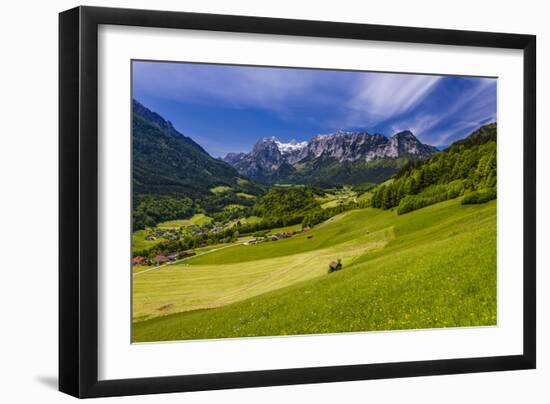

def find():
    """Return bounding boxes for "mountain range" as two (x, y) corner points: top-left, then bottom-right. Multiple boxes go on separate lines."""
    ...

(223, 130), (438, 185)
(132, 99), (447, 194)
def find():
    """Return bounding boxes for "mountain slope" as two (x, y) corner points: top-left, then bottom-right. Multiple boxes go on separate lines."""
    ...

(132, 99), (252, 198)
(223, 130), (438, 186)
(447, 122), (497, 150)
(132, 100), (266, 230)
(371, 122), (497, 213)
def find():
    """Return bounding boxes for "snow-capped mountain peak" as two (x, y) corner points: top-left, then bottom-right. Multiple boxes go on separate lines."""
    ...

(223, 129), (438, 183)
(274, 139), (308, 154)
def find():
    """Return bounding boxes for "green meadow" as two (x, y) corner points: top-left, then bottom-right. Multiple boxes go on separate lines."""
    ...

(132, 198), (496, 342)
(132, 230), (163, 254)
(132, 213), (214, 255)
(210, 185), (232, 194)
(157, 213), (213, 229)
(316, 186), (358, 209)
(236, 192), (256, 199)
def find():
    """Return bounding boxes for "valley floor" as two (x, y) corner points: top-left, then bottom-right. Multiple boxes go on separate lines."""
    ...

(132, 198), (496, 342)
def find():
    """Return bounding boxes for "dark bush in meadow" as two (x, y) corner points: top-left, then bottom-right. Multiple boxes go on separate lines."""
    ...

(396, 180), (467, 215)
(462, 188), (497, 205)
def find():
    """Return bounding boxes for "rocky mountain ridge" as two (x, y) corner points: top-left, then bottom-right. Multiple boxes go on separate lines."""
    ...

(223, 130), (438, 183)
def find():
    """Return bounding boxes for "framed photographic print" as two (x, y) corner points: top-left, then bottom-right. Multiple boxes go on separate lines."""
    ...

(59, 6), (536, 398)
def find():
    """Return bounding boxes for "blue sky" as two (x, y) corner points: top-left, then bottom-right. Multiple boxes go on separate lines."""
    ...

(133, 60), (497, 157)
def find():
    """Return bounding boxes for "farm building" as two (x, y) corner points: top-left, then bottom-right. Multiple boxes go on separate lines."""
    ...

(154, 254), (168, 264)
(328, 259), (342, 273)
(245, 237), (269, 245)
(132, 256), (146, 265)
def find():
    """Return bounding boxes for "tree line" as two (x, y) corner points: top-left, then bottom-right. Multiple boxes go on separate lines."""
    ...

(371, 127), (496, 214)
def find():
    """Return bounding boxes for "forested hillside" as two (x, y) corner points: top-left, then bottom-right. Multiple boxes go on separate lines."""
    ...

(371, 123), (497, 214)
(132, 100), (264, 230)
(133, 100), (242, 197)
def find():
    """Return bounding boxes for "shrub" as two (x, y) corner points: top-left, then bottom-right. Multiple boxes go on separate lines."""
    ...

(445, 179), (467, 199)
(252, 230), (269, 238)
(462, 188), (497, 205)
(395, 179), (474, 215)
(397, 195), (437, 214)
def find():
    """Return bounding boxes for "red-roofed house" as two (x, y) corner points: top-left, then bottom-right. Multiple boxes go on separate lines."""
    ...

(132, 256), (146, 265)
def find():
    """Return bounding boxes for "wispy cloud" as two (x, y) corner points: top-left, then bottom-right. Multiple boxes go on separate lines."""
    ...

(390, 114), (440, 136)
(133, 62), (352, 115)
(346, 73), (442, 126)
(427, 79), (497, 146)
(380, 77), (496, 146)
(133, 61), (497, 155)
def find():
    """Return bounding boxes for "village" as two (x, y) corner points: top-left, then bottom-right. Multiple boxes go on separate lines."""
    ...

(243, 227), (310, 245)
(143, 224), (225, 242)
(132, 223), (311, 268)
(132, 250), (195, 267)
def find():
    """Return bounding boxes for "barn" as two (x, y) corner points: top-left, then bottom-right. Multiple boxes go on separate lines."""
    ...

(328, 259), (342, 273)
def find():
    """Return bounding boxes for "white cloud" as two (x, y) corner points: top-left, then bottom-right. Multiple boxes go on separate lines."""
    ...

(348, 73), (442, 125)
(133, 62), (325, 112)
(390, 114), (439, 136)
(431, 111), (496, 147)
(387, 77), (496, 145)
(428, 80), (497, 146)
(134, 62), (496, 146)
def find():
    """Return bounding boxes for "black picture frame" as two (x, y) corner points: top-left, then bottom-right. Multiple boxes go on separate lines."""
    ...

(59, 6), (536, 398)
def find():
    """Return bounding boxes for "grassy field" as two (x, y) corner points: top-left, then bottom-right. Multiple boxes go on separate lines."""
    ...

(316, 187), (358, 209)
(236, 192), (256, 199)
(223, 204), (246, 212)
(210, 185), (232, 194)
(132, 230), (164, 254)
(226, 215), (262, 229)
(133, 213), (214, 254)
(157, 213), (213, 229)
(242, 215), (261, 224)
(266, 224), (303, 235)
(133, 198), (496, 342)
